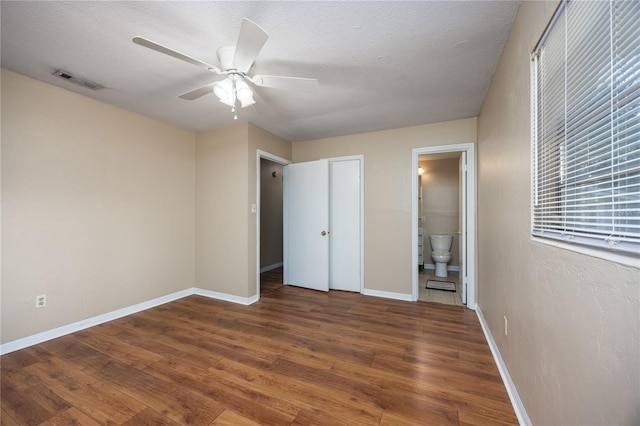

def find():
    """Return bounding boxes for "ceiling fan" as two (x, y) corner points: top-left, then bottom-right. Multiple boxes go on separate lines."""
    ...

(133, 19), (318, 116)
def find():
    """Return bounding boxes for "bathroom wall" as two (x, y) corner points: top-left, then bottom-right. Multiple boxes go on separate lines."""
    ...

(420, 157), (460, 268)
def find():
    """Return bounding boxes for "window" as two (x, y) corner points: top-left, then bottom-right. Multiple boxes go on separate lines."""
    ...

(531, 0), (640, 256)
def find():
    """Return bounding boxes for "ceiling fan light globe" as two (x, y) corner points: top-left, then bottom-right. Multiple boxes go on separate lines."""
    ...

(212, 85), (227, 99)
(236, 82), (253, 103)
(237, 89), (253, 102)
(213, 78), (233, 101)
(240, 95), (256, 108)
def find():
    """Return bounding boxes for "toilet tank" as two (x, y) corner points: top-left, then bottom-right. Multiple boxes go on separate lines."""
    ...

(429, 234), (452, 250)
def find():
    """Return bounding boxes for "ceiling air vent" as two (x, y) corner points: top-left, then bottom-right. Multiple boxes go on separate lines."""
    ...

(53, 69), (104, 90)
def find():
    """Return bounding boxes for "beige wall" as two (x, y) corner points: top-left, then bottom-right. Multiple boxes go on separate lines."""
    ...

(293, 118), (476, 295)
(260, 159), (284, 269)
(1, 70), (196, 344)
(420, 158), (460, 267)
(195, 123), (250, 297)
(195, 123), (290, 299)
(2, 70), (291, 345)
(477, 1), (640, 424)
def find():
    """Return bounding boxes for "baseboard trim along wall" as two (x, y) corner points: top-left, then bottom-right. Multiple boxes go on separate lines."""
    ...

(476, 306), (531, 426)
(423, 264), (460, 272)
(0, 287), (259, 355)
(193, 288), (259, 305)
(0, 288), (193, 355)
(3, 286), (453, 354)
(362, 288), (413, 302)
(260, 262), (283, 273)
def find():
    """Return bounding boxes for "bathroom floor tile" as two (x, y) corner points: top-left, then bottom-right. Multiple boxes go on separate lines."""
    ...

(418, 269), (463, 306)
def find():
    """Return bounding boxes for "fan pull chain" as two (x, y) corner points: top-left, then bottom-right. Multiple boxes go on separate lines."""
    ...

(232, 79), (238, 119)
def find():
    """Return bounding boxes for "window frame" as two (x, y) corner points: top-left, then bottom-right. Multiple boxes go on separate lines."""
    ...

(530, 0), (640, 265)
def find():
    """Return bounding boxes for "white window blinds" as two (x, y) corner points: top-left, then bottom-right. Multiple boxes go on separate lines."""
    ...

(532, 0), (640, 256)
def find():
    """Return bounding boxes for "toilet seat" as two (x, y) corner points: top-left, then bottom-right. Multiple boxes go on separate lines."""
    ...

(432, 250), (450, 256)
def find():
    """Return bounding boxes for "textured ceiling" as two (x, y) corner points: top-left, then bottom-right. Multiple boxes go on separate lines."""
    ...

(1, 1), (520, 142)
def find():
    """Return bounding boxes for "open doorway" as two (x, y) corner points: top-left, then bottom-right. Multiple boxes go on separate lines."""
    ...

(417, 153), (463, 305)
(256, 150), (291, 300)
(412, 144), (476, 309)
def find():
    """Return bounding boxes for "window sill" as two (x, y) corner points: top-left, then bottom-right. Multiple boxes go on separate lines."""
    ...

(531, 236), (640, 269)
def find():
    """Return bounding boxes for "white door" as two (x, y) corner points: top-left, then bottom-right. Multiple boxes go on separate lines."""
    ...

(329, 159), (361, 292)
(459, 152), (467, 304)
(283, 159), (330, 291)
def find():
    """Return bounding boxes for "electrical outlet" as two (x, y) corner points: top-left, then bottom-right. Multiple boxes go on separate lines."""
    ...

(36, 294), (46, 308)
(504, 315), (508, 336)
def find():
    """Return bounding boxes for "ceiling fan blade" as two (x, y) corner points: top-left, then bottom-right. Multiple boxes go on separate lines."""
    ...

(232, 19), (269, 73)
(251, 75), (318, 92)
(178, 84), (215, 100)
(133, 37), (221, 74)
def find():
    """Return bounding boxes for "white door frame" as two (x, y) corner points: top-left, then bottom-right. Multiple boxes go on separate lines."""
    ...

(459, 151), (468, 305)
(412, 143), (476, 309)
(256, 149), (291, 301)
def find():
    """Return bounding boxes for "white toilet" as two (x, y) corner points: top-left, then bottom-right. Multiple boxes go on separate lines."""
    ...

(430, 234), (453, 278)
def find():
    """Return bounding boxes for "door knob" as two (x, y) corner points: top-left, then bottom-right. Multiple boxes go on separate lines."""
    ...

(454, 231), (462, 235)
(321, 230), (328, 236)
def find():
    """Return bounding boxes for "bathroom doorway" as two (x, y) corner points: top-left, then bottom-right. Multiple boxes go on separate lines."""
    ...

(411, 144), (476, 309)
(418, 153), (463, 305)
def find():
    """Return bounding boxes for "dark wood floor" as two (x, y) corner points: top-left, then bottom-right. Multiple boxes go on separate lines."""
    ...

(260, 267), (284, 296)
(1, 272), (518, 425)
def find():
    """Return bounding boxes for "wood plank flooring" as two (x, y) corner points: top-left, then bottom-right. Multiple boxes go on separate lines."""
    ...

(259, 267), (284, 296)
(1, 276), (518, 425)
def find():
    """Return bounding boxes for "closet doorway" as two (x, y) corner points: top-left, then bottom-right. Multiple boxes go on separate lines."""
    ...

(257, 152), (364, 298)
(283, 156), (363, 293)
(256, 150), (290, 300)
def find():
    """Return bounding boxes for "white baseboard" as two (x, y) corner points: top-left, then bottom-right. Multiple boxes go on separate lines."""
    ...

(424, 263), (460, 272)
(1, 286), (262, 355)
(476, 306), (531, 426)
(260, 262), (283, 273)
(2, 284), (424, 355)
(362, 288), (413, 302)
(0, 288), (193, 355)
(193, 288), (259, 306)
